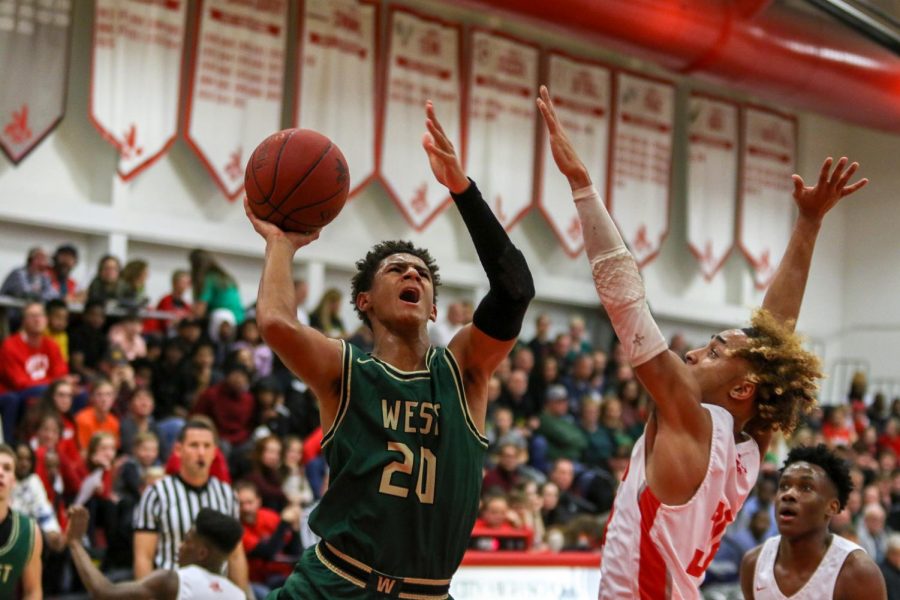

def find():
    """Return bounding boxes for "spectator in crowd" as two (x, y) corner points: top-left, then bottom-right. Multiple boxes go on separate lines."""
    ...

(192, 361), (256, 452)
(87, 254), (128, 305)
(251, 378), (291, 441)
(883, 533), (900, 600)
(528, 313), (554, 368)
(233, 319), (273, 378)
(579, 396), (612, 468)
(293, 279), (310, 326)
(44, 298), (70, 363)
(483, 442), (532, 495)
(858, 502), (890, 563)
(75, 379), (120, 453)
(236, 480), (301, 598)
(117, 431), (161, 509)
(21, 379), (78, 450)
(550, 332), (573, 372)
(120, 259), (150, 307)
(47, 243), (82, 303)
(11, 442), (64, 551)
(280, 435), (314, 509)
(190, 249), (244, 324)
(147, 269), (193, 335)
(562, 353), (600, 415)
(535, 385), (587, 466)
(530, 355), (560, 413)
(540, 481), (562, 527)
(33, 411), (86, 499)
(470, 494), (531, 551)
(703, 510), (773, 596)
(734, 474), (780, 541)
(133, 419), (249, 592)
(824, 405), (857, 448)
(567, 316), (592, 357)
(245, 435), (287, 511)
(0, 246), (57, 301)
(208, 308), (238, 367)
(120, 387), (163, 456)
(308, 287), (346, 338)
(152, 339), (192, 447)
(487, 405), (528, 452)
(548, 458), (596, 524)
(107, 310), (147, 362)
(510, 480), (546, 550)
(429, 301), (465, 347)
(497, 368), (538, 423)
(68, 299), (108, 380)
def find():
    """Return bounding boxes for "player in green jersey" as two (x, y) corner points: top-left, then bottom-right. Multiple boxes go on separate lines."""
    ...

(0, 443), (42, 599)
(246, 102), (534, 599)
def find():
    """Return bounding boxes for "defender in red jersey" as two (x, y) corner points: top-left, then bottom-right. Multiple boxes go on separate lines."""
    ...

(537, 85), (868, 599)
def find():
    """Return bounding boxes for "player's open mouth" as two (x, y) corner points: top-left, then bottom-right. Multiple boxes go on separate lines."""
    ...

(399, 287), (421, 304)
(778, 506), (798, 522)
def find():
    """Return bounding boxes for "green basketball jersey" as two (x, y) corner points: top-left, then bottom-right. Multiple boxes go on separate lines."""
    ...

(0, 511), (34, 596)
(309, 341), (488, 580)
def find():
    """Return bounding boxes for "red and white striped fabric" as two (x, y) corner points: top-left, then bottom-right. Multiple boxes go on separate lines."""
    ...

(380, 7), (462, 230)
(296, 0), (376, 197)
(537, 52), (611, 258)
(90, 0), (187, 180)
(600, 404), (759, 599)
(609, 72), (675, 268)
(686, 94), (739, 281)
(738, 107), (797, 289)
(0, 0), (71, 164)
(185, 0), (288, 200)
(466, 30), (540, 231)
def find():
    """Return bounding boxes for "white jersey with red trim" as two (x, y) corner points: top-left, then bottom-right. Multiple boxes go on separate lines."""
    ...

(176, 565), (244, 600)
(599, 403), (759, 599)
(752, 534), (864, 599)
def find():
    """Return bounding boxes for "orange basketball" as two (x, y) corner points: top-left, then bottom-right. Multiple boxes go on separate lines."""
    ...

(245, 129), (350, 232)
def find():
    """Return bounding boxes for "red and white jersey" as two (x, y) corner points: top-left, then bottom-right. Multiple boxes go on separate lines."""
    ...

(752, 534), (864, 599)
(177, 565), (243, 600)
(599, 404), (759, 599)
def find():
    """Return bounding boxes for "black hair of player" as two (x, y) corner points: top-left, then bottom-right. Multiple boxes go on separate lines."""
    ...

(780, 443), (852, 510)
(350, 240), (441, 328)
(194, 508), (244, 555)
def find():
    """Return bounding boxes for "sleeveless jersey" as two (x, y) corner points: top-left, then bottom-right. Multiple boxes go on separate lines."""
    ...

(177, 564), (244, 600)
(600, 404), (759, 599)
(0, 510), (34, 597)
(752, 534), (864, 599)
(309, 342), (488, 580)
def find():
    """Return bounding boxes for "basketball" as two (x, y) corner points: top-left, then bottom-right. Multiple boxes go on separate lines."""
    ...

(245, 129), (350, 233)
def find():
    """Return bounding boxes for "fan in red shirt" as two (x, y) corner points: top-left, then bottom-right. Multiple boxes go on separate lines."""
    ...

(235, 480), (301, 590)
(192, 362), (256, 448)
(470, 494), (532, 551)
(144, 269), (193, 335)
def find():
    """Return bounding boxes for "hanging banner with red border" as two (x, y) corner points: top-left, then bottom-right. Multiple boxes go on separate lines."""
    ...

(686, 94), (739, 280)
(537, 52), (611, 257)
(0, 0), (71, 164)
(185, 0), (288, 200)
(90, 0), (187, 180)
(609, 71), (674, 268)
(380, 7), (461, 230)
(739, 106), (797, 289)
(466, 29), (540, 231)
(296, 0), (376, 197)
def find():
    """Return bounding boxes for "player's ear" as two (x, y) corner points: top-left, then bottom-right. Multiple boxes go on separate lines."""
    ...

(430, 303), (437, 323)
(356, 291), (371, 313)
(825, 497), (840, 519)
(730, 380), (756, 402)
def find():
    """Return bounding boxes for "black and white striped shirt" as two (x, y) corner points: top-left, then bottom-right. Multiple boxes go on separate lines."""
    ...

(133, 475), (237, 570)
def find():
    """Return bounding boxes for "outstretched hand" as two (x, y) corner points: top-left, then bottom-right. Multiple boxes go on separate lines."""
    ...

(422, 101), (469, 195)
(792, 157), (868, 223)
(536, 85), (591, 190)
(65, 505), (90, 545)
(244, 197), (320, 251)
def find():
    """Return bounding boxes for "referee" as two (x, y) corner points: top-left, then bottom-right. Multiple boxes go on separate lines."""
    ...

(133, 419), (249, 595)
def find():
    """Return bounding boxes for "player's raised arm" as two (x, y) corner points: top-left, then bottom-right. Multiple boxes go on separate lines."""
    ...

(245, 200), (344, 420)
(536, 85), (703, 433)
(422, 100), (535, 430)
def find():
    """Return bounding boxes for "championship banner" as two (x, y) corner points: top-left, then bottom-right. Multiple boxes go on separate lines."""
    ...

(738, 106), (797, 289)
(90, 0), (187, 180)
(686, 94), (739, 280)
(609, 71), (675, 268)
(185, 0), (288, 200)
(537, 52), (611, 257)
(0, 0), (71, 163)
(466, 29), (540, 231)
(380, 7), (461, 230)
(296, 0), (376, 197)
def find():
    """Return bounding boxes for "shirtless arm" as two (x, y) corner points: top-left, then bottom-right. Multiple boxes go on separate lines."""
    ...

(245, 201), (345, 429)
(739, 544), (762, 600)
(422, 101), (534, 431)
(833, 550), (887, 600)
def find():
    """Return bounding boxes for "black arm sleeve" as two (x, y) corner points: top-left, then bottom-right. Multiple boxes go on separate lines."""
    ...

(451, 180), (535, 341)
(247, 520), (293, 560)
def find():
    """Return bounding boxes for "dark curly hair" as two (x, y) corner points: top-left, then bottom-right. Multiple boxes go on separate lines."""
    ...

(350, 240), (440, 328)
(781, 443), (852, 510)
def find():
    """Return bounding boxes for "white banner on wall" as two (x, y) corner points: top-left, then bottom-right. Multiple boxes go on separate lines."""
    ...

(686, 94), (739, 280)
(185, 0), (288, 200)
(0, 0), (71, 164)
(739, 106), (797, 289)
(466, 29), (540, 231)
(609, 71), (675, 268)
(451, 565), (601, 600)
(538, 52), (611, 257)
(90, 0), (187, 180)
(380, 7), (462, 230)
(296, 0), (376, 197)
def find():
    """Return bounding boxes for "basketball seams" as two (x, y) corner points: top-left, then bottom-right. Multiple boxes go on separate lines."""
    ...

(266, 129), (296, 202)
(270, 141), (334, 212)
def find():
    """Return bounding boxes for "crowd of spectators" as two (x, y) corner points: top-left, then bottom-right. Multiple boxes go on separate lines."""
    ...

(1, 243), (899, 598)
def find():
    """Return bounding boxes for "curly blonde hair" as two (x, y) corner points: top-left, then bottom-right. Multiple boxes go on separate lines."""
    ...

(730, 309), (823, 435)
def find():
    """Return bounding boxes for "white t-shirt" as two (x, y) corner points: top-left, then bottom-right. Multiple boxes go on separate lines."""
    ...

(752, 534), (864, 599)
(177, 565), (244, 600)
(600, 404), (760, 599)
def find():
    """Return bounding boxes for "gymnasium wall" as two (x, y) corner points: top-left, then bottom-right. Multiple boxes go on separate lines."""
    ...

(0, 0), (897, 393)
